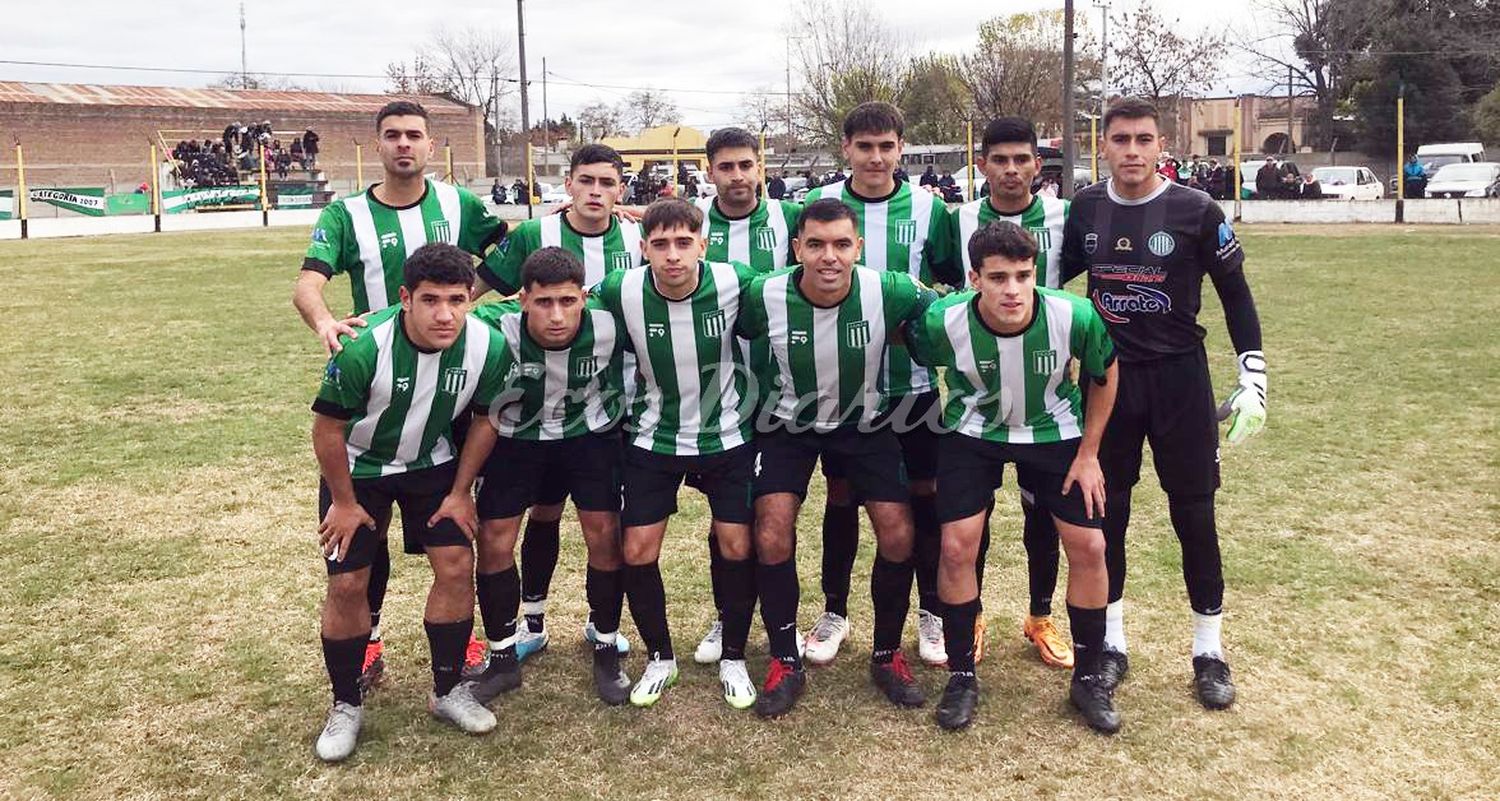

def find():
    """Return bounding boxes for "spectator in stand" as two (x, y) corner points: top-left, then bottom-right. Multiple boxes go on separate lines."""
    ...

(302, 129), (320, 170)
(1255, 156), (1281, 199)
(291, 137), (305, 169)
(768, 171), (786, 200)
(224, 123), (239, 153)
(919, 164), (938, 187)
(1159, 156), (1179, 183)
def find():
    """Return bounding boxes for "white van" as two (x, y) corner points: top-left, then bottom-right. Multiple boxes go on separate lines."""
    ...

(1415, 143), (1487, 171)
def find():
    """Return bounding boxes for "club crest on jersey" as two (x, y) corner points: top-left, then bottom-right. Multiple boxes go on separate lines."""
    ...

(574, 356), (597, 377)
(1028, 226), (1052, 250)
(1083, 232), (1098, 255)
(844, 320), (871, 348)
(395, 376), (412, 393)
(1032, 349), (1058, 375)
(321, 360), (341, 387)
(379, 231), (400, 249)
(754, 227), (778, 251)
(647, 322), (668, 338)
(790, 329), (809, 346)
(440, 367), (467, 394)
(894, 220), (918, 246)
(700, 309), (727, 338)
(429, 219), (452, 242)
(311, 228), (329, 245)
(610, 251), (635, 271)
(1147, 231), (1175, 257)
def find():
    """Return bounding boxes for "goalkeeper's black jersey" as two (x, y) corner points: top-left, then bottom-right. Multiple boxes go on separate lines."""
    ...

(1061, 179), (1248, 363)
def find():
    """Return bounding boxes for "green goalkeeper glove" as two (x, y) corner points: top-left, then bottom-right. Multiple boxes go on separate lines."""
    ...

(1216, 350), (1266, 445)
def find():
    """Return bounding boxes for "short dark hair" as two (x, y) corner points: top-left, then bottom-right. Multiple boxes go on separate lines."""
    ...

(1102, 97), (1160, 134)
(705, 127), (760, 163)
(570, 143), (625, 177)
(967, 221), (1038, 268)
(376, 100), (429, 131)
(796, 198), (860, 235)
(520, 246), (586, 290)
(403, 242), (475, 291)
(843, 101), (904, 140)
(641, 198), (703, 236)
(981, 116), (1038, 154)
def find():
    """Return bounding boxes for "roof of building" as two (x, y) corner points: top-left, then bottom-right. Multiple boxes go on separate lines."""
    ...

(0, 81), (474, 115)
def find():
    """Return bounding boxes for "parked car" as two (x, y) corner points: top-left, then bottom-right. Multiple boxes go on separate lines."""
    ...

(538, 182), (568, 204)
(1311, 166), (1384, 200)
(1239, 159), (1304, 199)
(1423, 162), (1500, 198)
(1389, 143), (1489, 193)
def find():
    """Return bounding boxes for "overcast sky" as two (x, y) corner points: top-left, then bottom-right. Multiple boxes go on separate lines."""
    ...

(2, 0), (1279, 129)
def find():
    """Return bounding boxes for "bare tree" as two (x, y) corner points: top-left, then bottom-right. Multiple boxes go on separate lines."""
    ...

(960, 11), (1096, 136)
(788, 0), (909, 148)
(387, 27), (518, 175)
(618, 89), (681, 132)
(385, 55), (446, 95)
(209, 73), (304, 91)
(740, 87), (783, 136)
(1110, 0), (1224, 138)
(578, 100), (626, 141)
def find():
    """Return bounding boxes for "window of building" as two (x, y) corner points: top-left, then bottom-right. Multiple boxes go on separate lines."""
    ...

(1206, 135), (1227, 156)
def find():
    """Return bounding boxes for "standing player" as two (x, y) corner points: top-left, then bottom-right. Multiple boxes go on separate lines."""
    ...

(802, 102), (960, 668)
(910, 222), (1121, 733)
(689, 126), (802, 664)
(1061, 98), (1267, 709)
(473, 143), (643, 663)
(311, 243), (511, 762)
(445, 247), (633, 705)
(953, 117), (1074, 670)
(738, 199), (937, 718)
(594, 199), (763, 709)
(294, 99), (506, 694)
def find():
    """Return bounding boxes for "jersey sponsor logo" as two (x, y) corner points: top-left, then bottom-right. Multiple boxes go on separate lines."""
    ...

(574, 355), (598, 377)
(754, 227), (777, 251)
(1028, 226), (1052, 250)
(429, 219), (452, 242)
(844, 320), (871, 348)
(1032, 349), (1058, 375)
(647, 321), (668, 338)
(379, 231), (400, 249)
(1216, 221), (1242, 261)
(1091, 284), (1172, 323)
(311, 228), (329, 245)
(1083, 232), (1099, 255)
(701, 309), (727, 338)
(509, 362), (546, 381)
(1114, 236), (1132, 252)
(708, 230), (727, 247)
(894, 219), (918, 246)
(321, 360), (341, 386)
(1147, 231), (1176, 257)
(610, 252), (636, 271)
(1092, 264), (1166, 283)
(395, 376), (412, 393)
(789, 329), (809, 346)
(977, 358), (997, 374)
(440, 367), (468, 394)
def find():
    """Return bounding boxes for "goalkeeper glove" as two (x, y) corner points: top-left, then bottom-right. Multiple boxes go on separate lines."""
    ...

(1216, 350), (1266, 445)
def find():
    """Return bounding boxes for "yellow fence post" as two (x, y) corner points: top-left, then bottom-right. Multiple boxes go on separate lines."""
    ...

(1091, 116), (1099, 184)
(355, 144), (364, 191)
(1232, 98), (1242, 221)
(966, 120), (975, 202)
(525, 142), (535, 218)
(150, 144), (161, 232)
(15, 143), (27, 239)
(259, 145), (270, 225)
(759, 129), (769, 200)
(445, 145), (454, 184)
(1396, 94), (1406, 204)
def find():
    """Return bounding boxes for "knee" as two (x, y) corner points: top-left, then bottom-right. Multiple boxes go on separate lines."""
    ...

(621, 535), (657, 566)
(326, 570), (369, 606)
(939, 527), (979, 567)
(1064, 528), (1107, 566)
(430, 548), (475, 587)
(717, 531), (752, 561)
(755, 530), (793, 564)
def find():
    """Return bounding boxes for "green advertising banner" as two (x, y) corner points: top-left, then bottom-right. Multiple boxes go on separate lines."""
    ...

(161, 185), (261, 213)
(274, 187), (316, 208)
(30, 187), (108, 216)
(0, 190), (11, 220)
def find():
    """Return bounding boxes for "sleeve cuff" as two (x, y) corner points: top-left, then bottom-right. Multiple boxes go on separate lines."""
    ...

(301, 257), (334, 278)
(1088, 351), (1118, 385)
(312, 398), (356, 420)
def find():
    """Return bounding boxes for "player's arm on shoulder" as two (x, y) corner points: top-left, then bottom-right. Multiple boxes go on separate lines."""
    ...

(478, 222), (534, 298)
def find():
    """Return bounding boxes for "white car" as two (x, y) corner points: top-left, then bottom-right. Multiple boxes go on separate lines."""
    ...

(538, 183), (569, 204)
(1424, 162), (1500, 198)
(1311, 166), (1384, 200)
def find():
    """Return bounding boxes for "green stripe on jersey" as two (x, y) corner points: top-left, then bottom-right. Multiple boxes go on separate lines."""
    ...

(695, 197), (801, 272)
(305, 179), (502, 314)
(472, 299), (625, 440)
(803, 179), (953, 396)
(743, 265), (934, 430)
(955, 195), (1068, 288)
(596, 260), (757, 456)
(489, 214), (644, 293)
(315, 306), (512, 478)
(907, 287), (1114, 444)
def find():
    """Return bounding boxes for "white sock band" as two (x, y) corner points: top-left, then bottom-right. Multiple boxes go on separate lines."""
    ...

(1104, 600), (1127, 653)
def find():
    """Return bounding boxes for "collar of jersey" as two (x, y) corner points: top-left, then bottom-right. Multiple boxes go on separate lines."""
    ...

(396, 310), (445, 354)
(844, 179), (903, 204)
(561, 211), (615, 238)
(984, 193), (1040, 218)
(969, 290), (1040, 339)
(367, 179), (431, 211)
(1105, 176), (1172, 206)
(712, 197), (763, 222)
(791, 266), (855, 309)
(646, 261), (705, 302)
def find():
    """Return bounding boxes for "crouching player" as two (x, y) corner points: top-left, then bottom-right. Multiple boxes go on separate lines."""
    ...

(907, 222), (1123, 733)
(312, 243), (513, 762)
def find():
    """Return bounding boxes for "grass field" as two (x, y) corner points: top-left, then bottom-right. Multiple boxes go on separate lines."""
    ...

(0, 224), (1496, 800)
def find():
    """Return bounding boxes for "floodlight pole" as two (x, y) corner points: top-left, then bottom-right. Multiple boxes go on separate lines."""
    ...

(516, 0), (533, 219)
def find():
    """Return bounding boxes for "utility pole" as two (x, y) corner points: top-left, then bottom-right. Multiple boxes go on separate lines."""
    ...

(1286, 64), (1294, 154)
(1062, 0), (1077, 198)
(785, 40), (793, 143)
(516, 0), (533, 218)
(1094, 1), (1110, 121)
(542, 56), (550, 169)
(239, 2), (248, 87)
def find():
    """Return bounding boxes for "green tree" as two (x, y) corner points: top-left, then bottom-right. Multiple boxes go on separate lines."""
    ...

(897, 54), (970, 144)
(1474, 85), (1500, 145)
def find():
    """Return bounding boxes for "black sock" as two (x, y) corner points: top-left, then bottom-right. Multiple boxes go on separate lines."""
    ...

(941, 599), (980, 676)
(719, 557), (755, 661)
(424, 618), (473, 697)
(821, 502), (858, 617)
(476, 567), (519, 647)
(520, 517), (561, 627)
(322, 633), (369, 707)
(707, 531), (727, 617)
(1022, 499), (1061, 617)
(367, 544), (390, 637)
(623, 561), (674, 660)
(1104, 490), (1132, 604)
(975, 498), (993, 593)
(1168, 493), (1224, 615)
(1067, 604), (1107, 680)
(585, 566), (625, 636)
(758, 558), (802, 667)
(870, 554), (914, 662)
(911, 494), (941, 614)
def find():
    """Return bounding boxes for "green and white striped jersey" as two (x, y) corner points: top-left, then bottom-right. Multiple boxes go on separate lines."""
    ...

(472, 298), (625, 440)
(908, 288), (1115, 444)
(304, 179), (506, 314)
(694, 197), (802, 271)
(595, 260), (759, 456)
(803, 179), (956, 396)
(739, 265), (936, 430)
(480, 214), (645, 294)
(955, 194), (1069, 288)
(314, 305), (512, 479)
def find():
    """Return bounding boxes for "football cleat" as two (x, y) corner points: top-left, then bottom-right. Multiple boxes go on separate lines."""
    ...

(1193, 655), (1237, 710)
(1022, 614), (1075, 669)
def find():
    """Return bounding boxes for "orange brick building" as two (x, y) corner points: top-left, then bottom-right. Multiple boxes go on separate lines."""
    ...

(0, 82), (484, 189)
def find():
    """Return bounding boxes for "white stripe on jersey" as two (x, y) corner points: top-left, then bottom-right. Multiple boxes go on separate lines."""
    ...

(344, 195), (389, 310)
(392, 350), (441, 473)
(1040, 293), (1081, 439)
(855, 268), (887, 417)
(430, 316), (491, 459)
(708, 262), (747, 450)
(432, 182), (462, 244)
(957, 201), (983, 274)
(763, 273), (795, 420)
(664, 285), (702, 454)
(620, 224), (644, 269)
(619, 271), (662, 448)
(906, 191), (934, 280)
(539, 214), (562, 248)
(1041, 198), (1066, 288)
(766, 202), (791, 269)
(942, 301), (986, 439)
(584, 310), (619, 431)
(347, 315), (397, 463)
(809, 282), (841, 425)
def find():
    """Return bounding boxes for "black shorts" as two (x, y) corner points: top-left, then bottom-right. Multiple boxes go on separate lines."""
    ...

(1095, 348), (1220, 496)
(621, 443), (755, 528)
(821, 391), (941, 484)
(756, 425), (908, 503)
(476, 433), (622, 520)
(319, 462), (470, 575)
(935, 434), (1102, 529)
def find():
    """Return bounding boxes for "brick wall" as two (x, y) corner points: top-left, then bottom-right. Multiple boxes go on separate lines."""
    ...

(0, 102), (484, 190)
